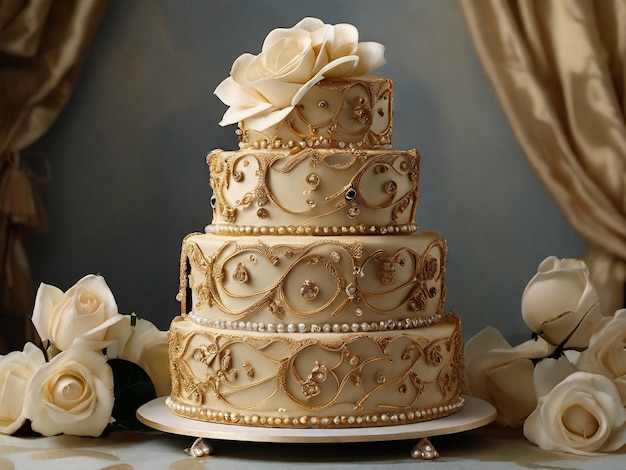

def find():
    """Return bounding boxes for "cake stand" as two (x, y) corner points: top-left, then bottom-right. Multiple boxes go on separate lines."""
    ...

(137, 396), (496, 460)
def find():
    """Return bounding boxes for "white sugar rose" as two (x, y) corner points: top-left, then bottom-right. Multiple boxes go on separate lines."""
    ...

(524, 357), (626, 455)
(114, 315), (170, 397)
(521, 256), (609, 349)
(465, 326), (554, 427)
(0, 343), (46, 434)
(215, 17), (386, 129)
(23, 344), (114, 437)
(32, 274), (126, 352)
(577, 309), (626, 404)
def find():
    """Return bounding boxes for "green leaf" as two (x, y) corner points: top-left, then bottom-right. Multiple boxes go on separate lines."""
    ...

(109, 358), (157, 430)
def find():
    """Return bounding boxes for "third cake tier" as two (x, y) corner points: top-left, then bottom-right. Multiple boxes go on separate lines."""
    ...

(178, 231), (447, 330)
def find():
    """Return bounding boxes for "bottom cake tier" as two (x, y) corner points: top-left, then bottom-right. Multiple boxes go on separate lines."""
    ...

(167, 312), (464, 428)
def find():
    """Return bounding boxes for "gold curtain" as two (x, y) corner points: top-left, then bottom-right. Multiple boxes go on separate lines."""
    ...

(0, 0), (107, 353)
(459, 0), (626, 313)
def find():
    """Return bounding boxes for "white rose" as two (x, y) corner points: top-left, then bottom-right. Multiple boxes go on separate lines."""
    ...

(23, 343), (114, 437)
(521, 256), (609, 349)
(215, 17), (386, 129)
(114, 315), (170, 397)
(524, 357), (626, 455)
(577, 309), (626, 404)
(465, 327), (554, 427)
(0, 343), (46, 434)
(32, 274), (126, 352)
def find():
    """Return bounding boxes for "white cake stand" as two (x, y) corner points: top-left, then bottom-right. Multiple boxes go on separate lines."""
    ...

(137, 396), (496, 460)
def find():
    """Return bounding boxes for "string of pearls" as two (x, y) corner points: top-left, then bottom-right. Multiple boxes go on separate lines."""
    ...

(187, 311), (444, 334)
(165, 395), (465, 429)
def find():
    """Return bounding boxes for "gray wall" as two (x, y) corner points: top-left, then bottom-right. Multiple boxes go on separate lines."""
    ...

(29, 1), (584, 340)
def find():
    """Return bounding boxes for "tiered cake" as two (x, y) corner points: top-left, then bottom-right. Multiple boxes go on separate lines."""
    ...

(167, 18), (464, 429)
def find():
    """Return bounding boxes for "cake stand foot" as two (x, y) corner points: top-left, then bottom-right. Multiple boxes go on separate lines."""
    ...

(410, 437), (439, 460)
(184, 437), (214, 458)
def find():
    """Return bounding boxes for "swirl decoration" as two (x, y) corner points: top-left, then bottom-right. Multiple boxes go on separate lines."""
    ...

(285, 80), (392, 148)
(208, 146), (420, 229)
(180, 237), (445, 323)
(170, 322), (463, 413)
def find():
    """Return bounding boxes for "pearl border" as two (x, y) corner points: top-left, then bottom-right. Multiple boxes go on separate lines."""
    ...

(187, 311), (444, 334)
(165, 395), (465, 429)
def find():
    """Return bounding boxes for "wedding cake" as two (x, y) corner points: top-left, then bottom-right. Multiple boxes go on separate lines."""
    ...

(166, 18), (464, 429)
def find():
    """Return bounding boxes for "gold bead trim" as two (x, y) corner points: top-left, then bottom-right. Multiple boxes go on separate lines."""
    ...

(206, 223), (419, 236)
(237, 136), (391, 151)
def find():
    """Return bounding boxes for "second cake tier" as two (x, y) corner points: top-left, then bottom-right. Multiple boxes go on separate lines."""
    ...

(208, 146), (420, 235)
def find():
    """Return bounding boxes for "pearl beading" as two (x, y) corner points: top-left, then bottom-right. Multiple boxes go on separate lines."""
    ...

(187, 311), (444, 334)
(206, 223), (419, 236)
(165, 395), (465, 429)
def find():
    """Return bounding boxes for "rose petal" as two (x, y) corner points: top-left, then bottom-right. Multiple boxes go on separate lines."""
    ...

(252, 34), (315, 84)
(291, 55), (360, 106)
(317, 55), (360, 79)
(215, 76), (265, 108)
(464, 327), (512, 361)
(31, 283), (64, 343)
(464, 327), (553, 427)
(352, 41), (387, 75)
(253, 73), (312, 107)
(292, 17), (326, 33)
(219, 102), (274, 127)
(0, 343), (46, 434)
(533, 357), (576, 399)
(242, 106), (295, 131)
(577, 308), (626, 403)
(72, 313), (127, 351)
(484, 359), (537, 426)
(118, 318), (170, 396)
(327, 23), (359, 58)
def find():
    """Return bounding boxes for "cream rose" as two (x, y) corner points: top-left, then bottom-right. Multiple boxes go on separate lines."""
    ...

(465, 326), (554, 427)
(0, 343), (46, 434)
(524, 357), (626, 455)
(23, 344), (114, 437)
(577, 309), (626, 404)
(215, 17), (386, 129)
(114, 315), (170, 397)
(32, 274), (126, 352)
(521, 256), (609, 349)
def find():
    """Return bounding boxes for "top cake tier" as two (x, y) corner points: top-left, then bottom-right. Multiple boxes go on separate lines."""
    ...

(236, 77), (392, 150)
(214, 17), (389, 150)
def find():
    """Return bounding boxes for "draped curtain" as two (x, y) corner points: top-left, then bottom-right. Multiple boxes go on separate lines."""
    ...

(459, 0), (626, 314)
(0, 0), (107, 353)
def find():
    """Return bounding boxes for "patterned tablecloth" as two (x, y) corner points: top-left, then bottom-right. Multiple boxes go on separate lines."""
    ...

(2, 426), (626, 470)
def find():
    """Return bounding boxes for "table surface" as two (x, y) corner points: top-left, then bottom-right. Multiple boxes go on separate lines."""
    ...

(2, 424), (626, 470)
